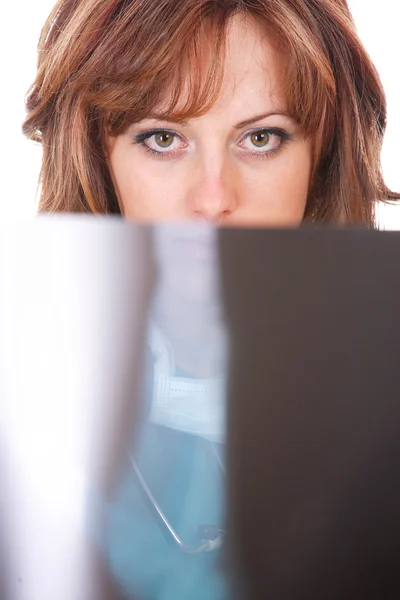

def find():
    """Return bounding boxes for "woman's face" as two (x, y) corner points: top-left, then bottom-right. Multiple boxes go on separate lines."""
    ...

(107, 14), (312, 226)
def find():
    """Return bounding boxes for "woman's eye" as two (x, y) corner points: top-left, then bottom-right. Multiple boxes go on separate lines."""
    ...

(250, 131), (271, 147)
(137, 130), (185, 154)
(152, 132), (175, 149)
(239, 129), (287, 154)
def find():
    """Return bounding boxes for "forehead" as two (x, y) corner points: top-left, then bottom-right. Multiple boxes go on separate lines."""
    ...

(153, 13), (288, 119)
(224, 15), (285, 94)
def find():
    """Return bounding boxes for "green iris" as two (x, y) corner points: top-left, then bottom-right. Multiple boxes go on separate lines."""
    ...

(155, 132), (174, 148)
(250, 131), (270, 147)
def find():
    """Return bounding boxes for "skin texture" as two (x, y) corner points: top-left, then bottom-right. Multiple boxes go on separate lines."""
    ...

(106, 14), (312, 227)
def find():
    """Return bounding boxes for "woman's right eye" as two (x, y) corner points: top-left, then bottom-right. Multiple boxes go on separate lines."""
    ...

(148, 131), (175, 149)
(133, 130), (187, 156)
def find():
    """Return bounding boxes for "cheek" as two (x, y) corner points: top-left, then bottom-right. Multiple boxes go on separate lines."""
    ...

(240, 144), (312, 225)
(108, 142), (187, 220)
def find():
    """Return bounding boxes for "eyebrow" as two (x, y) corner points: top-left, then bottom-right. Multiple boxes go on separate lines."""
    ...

(144, 110), (293, 129)
(233, 111), (292, 129)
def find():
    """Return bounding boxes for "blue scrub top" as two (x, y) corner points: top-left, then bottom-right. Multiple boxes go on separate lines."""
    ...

(102, 348), (229, 600)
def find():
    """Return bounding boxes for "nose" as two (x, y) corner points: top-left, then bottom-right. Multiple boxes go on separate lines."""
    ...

(187, 161), (239, 222)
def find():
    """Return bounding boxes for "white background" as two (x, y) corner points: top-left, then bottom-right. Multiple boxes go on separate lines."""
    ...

(0, 0), (399, 227)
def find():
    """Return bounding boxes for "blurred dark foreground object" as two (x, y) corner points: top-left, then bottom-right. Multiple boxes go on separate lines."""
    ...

(220, 228), (400, 600)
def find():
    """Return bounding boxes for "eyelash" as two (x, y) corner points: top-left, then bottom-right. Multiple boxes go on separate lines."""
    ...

(132, 127), (293, 161)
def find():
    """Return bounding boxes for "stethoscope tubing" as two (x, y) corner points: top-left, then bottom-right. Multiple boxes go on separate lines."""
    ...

(127, 442), (225, 555)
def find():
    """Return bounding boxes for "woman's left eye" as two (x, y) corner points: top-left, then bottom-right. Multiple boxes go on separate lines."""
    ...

(238, 128), (292, 156)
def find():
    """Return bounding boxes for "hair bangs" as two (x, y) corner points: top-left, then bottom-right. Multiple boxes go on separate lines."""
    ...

(87, 9), (232, 134)
(237, 8), (337, 168)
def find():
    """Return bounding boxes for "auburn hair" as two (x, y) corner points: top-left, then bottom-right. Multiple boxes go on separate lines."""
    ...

(23, 0), (399, 226)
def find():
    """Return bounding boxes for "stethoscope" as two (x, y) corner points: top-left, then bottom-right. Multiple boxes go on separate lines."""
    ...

(127, 443), (226, 555)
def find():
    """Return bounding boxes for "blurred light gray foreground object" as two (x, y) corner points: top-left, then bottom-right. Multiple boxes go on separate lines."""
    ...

(0, 216), (154, 600)
(219, 228), (400, 600)
(149, 224), (227, 441)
